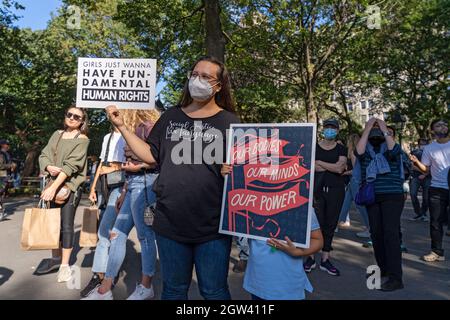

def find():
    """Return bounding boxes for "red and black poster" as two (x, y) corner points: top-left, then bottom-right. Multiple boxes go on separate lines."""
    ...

(219, 124), (316, 248)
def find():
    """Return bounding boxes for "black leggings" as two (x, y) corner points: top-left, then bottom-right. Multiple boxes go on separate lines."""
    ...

(50, 188), (82, 249)
(367, 193), (404, 282)
(313, 186), (346, 252)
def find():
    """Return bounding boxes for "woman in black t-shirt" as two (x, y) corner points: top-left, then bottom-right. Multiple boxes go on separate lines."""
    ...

(303, 118), (347, 277)
(106, 56), (239, 300)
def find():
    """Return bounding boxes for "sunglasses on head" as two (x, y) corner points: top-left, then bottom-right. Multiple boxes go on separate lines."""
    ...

(65, 112), (83, 122)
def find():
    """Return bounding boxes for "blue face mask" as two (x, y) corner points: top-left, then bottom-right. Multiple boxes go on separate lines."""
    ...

(323, 128), (337, 140)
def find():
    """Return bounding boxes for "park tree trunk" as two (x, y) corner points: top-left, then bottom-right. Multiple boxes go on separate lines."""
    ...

(21, 142), (41, 177)
(204, 0), (226, 62)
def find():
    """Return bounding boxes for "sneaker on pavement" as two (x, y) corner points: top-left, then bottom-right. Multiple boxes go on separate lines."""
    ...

(356, 230), (371, 238)
(81, 288), (113, 300)
(303, 257), (316, 273)
(362, 240), (373, 248)
(319, 259), (340, 276)
(57, 265), (72, 283)
(400, 244), (408, 253)
(338, 221), (351, 229)
(409, 214), (424, 221)
(422, 251), (445, 262)
(127, 283), (154, 300)
(80, 273), (103, 298)
(421, 215), (429, 222)
(35, 258), (61, 275)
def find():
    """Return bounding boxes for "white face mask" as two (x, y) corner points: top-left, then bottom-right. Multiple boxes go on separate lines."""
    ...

(188, 76), (218, 101)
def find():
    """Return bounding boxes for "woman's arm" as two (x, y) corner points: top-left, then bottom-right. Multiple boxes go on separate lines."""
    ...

(106, 106), (156, 165)
(376, 119), (395, 150)
(89, 162), (103, 202)
(356, 118), (377, 155)
(40, 171), (68, 201)
(410, 155), (430, 174)
(316, 156), (347, 174)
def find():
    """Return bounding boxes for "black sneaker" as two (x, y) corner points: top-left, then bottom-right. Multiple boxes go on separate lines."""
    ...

(303, 257), (316, 273)
(319, 259), (340, 276)
(35, 258), (61, 275)
(409, 214), (424, 221)
(380, 279), (404, 292)
(80, 273), (102, 298)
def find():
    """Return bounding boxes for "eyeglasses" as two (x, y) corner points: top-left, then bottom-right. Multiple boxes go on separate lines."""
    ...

(187, 71), (219, 83)
(65, 112), (83, 122)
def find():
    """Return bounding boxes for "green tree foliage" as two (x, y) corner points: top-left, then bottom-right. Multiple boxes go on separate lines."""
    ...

(1, 0), (448, 176)
(373, 0), (449, 138)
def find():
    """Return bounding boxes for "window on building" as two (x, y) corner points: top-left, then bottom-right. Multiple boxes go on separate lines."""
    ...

(347, 103), (353, 111)
(361, 100), (367, 109)
(369, 100), (374, 109)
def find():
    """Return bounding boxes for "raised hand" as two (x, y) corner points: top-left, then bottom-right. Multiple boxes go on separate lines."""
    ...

(105, 105), (124, 128)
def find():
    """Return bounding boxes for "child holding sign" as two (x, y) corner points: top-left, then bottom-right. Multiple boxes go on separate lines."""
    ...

(221, 165), (324, 300)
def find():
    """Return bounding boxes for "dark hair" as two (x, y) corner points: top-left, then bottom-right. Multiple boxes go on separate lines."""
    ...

(178, 56), (236, 113)
(418, 138), (428, 144)
(64, 105), (89, 135)
(387, 125), (396, 137)
(430, 119), (444, 131)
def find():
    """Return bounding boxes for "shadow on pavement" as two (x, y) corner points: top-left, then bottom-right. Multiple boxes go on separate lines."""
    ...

(0, 267), (13, 286)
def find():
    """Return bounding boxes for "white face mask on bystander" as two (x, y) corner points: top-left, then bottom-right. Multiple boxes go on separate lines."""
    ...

(188, 76), (219, 102)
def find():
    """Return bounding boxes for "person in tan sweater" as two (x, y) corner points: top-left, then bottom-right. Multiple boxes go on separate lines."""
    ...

(36, 105), (90, 283)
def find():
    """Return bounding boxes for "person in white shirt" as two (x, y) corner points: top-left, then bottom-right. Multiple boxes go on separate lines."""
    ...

(410, 119), (450, 262)
(80, 126), (126, 297)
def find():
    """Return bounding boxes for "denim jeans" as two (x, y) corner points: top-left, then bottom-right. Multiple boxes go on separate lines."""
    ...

(91, 186), (121, 274)
(105, 173), (158, 279)
(338, 177), (370, 229)
(409, 176), (431, 217)
(156, 234), (232, 300)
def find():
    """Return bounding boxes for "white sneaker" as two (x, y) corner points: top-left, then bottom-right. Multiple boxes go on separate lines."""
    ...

(356, 230), (371, 238)
(81, 288), (113, 300)
(422, 251), (445, 262)
(127, 283), (154, 300)
(57, 265), (72, 283)
(338, 221), (351, 228)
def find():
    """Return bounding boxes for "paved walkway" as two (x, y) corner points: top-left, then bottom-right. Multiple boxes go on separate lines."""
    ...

(0, 195), (449, 300)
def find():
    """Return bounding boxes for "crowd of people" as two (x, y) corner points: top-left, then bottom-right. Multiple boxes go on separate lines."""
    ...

(2, 56), (449, 299)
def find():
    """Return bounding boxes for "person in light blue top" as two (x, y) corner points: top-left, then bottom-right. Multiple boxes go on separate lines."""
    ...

(243, 211), (323, 300)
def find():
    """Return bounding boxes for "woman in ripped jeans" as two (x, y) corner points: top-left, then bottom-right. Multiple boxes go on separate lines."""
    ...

(82, 109), (160, 300)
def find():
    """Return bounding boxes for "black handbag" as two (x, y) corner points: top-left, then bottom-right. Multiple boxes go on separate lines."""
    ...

(103, 133), (125, 187)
